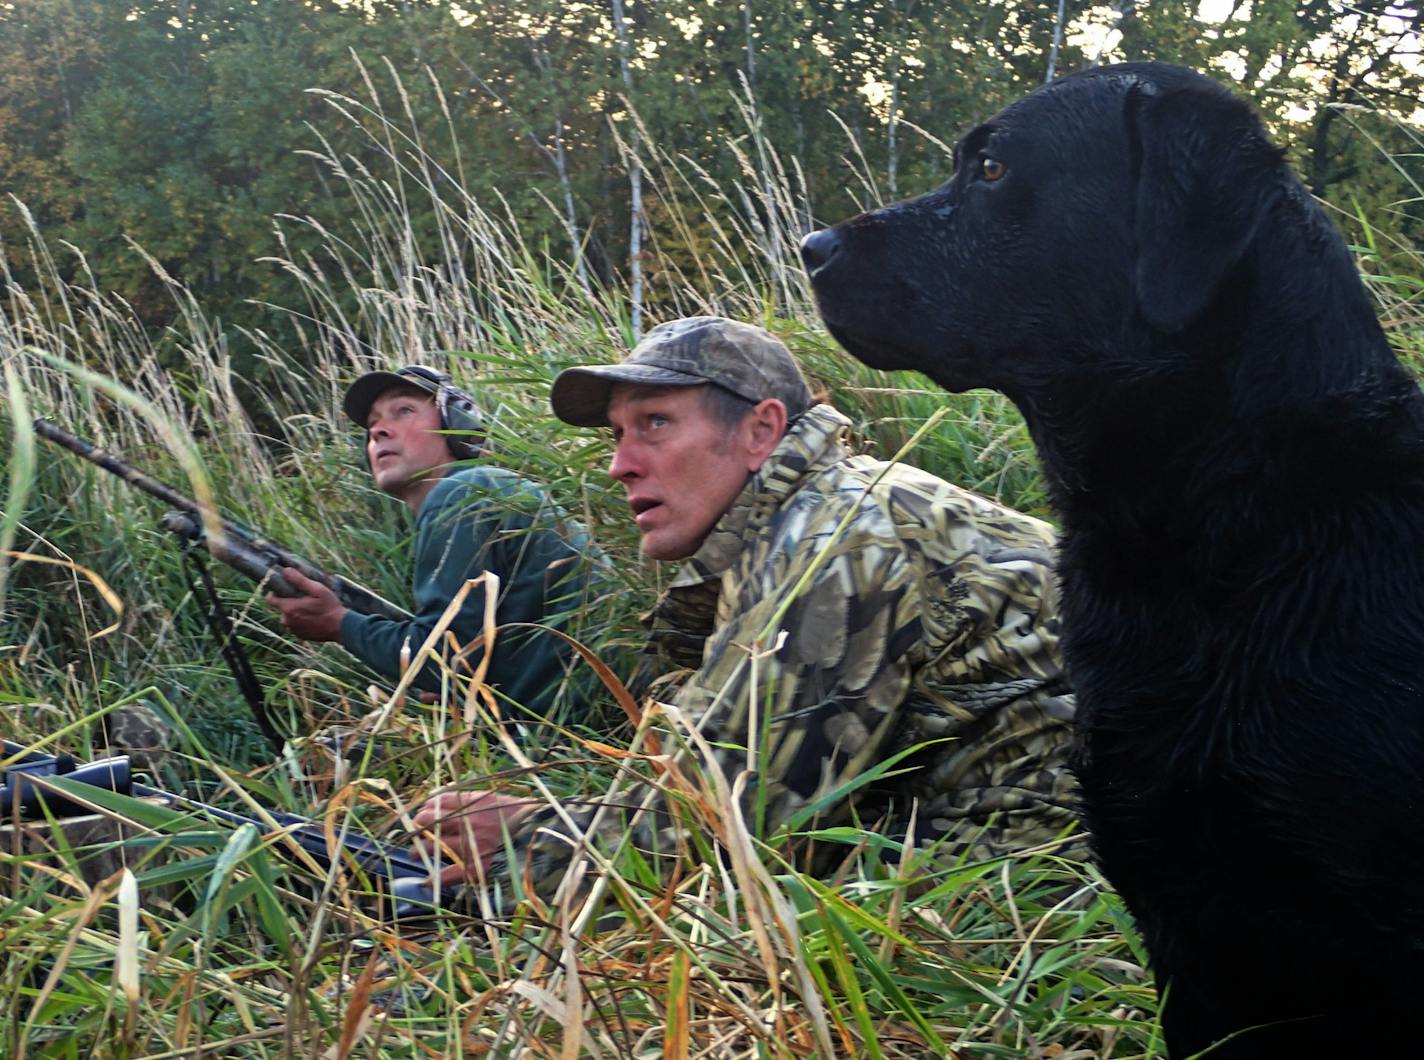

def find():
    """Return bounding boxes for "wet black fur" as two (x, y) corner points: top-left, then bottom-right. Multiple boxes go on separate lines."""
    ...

(803, 62), (1424, 1057)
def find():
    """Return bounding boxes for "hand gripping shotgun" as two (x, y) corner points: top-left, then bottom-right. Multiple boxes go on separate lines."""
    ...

(33, 419), (413, 750)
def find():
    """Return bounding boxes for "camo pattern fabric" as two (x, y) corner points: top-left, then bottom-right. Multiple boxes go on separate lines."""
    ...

(462, 404), (1081, 912)
(105, 700), (171, 773)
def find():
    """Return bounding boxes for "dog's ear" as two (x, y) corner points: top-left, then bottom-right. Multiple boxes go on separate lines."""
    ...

(1130, 80), (1279, 334)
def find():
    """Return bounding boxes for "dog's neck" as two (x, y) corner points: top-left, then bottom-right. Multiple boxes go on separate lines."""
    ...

(1225, 181), (1408, 421)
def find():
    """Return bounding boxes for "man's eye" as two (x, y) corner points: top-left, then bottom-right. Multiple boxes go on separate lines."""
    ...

(648, 414), (669, 429)
(980, 157), (1006, 182)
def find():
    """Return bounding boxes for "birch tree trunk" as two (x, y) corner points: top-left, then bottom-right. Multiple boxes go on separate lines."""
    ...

(551, 117), (592, 293)
(744, 0), (756, 91)
(451, 52), (591, 292)
(887, 64), (900, 198)
(610, 0), (644, 337)
(885, 0), (919, 199)
(1046, 0), (1068, 82)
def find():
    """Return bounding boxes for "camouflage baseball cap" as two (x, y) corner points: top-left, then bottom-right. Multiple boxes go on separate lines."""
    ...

(550, 316), (814, 427)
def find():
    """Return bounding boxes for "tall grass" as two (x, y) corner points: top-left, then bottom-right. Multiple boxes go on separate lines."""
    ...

(2, 59), (1419, 1057)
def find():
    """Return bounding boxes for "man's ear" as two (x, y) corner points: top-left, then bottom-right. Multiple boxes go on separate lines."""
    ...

(1130, 81), (1279, 334)
(743, 398), (788, 471)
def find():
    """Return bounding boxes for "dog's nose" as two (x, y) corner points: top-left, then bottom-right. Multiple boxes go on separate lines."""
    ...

(800, 228), (841, 273)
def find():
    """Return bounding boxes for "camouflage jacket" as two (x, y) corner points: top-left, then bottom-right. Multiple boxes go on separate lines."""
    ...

(471, 404), (1079, 910)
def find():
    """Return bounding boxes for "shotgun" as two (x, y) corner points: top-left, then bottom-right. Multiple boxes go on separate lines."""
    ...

(32, 418), (411, 622)
(33, 418), (414, 749)
(1, 739), (437, 919)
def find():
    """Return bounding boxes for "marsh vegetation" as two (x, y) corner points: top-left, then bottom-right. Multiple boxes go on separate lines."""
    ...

(2, 3), (1422, 1056)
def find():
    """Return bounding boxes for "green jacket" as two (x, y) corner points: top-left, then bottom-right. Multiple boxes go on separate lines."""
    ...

(468, 405), (1080, 907)
(340, 464), (595, 716)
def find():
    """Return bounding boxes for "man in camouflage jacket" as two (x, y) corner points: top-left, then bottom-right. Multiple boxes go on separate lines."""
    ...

(414, 317), (1079, 907)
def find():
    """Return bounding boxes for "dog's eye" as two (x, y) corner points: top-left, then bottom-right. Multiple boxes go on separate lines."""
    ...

(979, 157), (1006, 182)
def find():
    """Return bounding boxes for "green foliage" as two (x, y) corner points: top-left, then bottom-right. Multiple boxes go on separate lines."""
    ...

(3, 0), (1421, 375)
(1, 5), (1422, 1054)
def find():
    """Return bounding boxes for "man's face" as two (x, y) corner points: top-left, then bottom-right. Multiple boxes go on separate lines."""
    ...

(606, 384), (758, 561)
(365, 386), (450, 502)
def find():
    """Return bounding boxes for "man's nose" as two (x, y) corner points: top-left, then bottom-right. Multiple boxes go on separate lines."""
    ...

(608, 441), (639, 481)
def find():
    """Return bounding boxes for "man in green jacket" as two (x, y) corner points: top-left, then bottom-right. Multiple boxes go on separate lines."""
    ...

(415, 319), (1080, 903)
(267, 365), (595, 719)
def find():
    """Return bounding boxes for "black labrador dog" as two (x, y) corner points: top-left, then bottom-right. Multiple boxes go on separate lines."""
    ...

(803, 62), (1424, 1058)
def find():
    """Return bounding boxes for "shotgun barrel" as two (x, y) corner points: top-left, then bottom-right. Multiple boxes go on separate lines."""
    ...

(33, 418), (411, 622)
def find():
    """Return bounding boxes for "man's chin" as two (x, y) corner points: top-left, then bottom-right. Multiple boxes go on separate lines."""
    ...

(374, 463), (447, 494)
(640, 533), (698, 563)
(372, 469), (409, 494)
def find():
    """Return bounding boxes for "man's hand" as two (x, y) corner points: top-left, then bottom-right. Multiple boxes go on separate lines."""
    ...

(266, 567), (348, 642)
(412, 790), (537, 888)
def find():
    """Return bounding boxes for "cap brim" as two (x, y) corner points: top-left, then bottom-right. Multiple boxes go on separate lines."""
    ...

(550, 363), (711, 427)
(342, 371), (435, 427)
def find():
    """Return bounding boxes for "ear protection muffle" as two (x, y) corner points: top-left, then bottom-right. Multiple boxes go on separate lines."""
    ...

(433, 378), (486, 459)
(395, 364), (486, 459)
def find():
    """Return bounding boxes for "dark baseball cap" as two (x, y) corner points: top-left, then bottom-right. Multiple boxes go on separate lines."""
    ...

(342, 365), (449, 427)
(550, 316), (814, 428)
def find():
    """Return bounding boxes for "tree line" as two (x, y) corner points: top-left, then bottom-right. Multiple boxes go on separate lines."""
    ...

(2, 0), (1420, 380)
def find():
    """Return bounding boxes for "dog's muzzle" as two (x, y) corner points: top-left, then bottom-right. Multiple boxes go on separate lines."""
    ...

(800, 228), (842, 275)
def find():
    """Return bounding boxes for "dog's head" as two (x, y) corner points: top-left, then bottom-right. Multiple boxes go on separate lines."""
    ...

(803, 63), (1289, 401)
